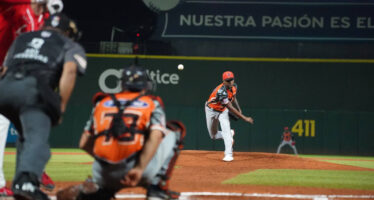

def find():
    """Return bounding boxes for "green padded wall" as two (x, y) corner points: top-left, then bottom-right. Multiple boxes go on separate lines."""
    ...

(50, 55), (374, 156)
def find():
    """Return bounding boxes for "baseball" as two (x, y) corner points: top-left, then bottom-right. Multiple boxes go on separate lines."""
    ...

(178, 64), (184, 70)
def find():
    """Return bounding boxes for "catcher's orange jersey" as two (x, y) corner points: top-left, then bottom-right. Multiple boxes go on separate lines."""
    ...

(207, 83), (237, 112)
(91, 91), (157, 163)
(283, 131), (292, 141)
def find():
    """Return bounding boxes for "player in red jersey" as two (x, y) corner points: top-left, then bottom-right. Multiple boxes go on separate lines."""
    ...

(0, 0), (51, 65)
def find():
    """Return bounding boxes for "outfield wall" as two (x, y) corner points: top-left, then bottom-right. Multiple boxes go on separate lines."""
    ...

(48, 55), (374, 156)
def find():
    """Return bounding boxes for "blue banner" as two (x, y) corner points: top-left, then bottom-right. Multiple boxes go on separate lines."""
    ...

(157, 0), (374, 40)
(6, 123), (18, 143)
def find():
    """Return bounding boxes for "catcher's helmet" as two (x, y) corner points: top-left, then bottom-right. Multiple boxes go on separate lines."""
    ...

(44, 13), (81, 41)
(121, 65), (151, 92)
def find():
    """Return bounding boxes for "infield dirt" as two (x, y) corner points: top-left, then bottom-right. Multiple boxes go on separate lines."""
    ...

(6, 150), (374, 200)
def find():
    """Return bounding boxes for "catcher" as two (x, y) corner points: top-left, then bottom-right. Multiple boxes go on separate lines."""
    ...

(57, 65), (185, 200)
(276, 127), (298, 155)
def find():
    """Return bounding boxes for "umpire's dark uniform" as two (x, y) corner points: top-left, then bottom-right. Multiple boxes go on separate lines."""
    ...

(0, 14), (86, 200)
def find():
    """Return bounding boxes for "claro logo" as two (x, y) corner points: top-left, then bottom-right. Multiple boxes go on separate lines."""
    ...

(99, 68), (180, 93)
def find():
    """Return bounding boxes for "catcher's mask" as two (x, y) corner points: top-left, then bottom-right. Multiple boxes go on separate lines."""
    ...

(121, 65), (152, 92)
(44, 13), (82, 41)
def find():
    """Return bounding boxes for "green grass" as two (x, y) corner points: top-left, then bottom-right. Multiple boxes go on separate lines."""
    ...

(4, 148), (94, 181)
(223, 169), (374, 190)
(318, 160), (374, 169)
(4, 148), (374, 191)
(223, 155), (374, 190)
(299, 155), (374, 169)
(300, 154), (374, 161)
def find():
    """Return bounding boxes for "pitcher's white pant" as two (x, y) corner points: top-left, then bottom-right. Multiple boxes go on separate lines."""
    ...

(277, 140), (298, 155)
(0, 114), (10, 188)
(205, 104), (233, 157)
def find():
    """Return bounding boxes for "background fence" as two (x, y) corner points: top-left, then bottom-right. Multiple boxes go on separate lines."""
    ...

(8, 55), (372, 155)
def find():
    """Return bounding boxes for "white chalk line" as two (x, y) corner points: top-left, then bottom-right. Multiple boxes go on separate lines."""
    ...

(3, 192), (374, 200)
(116, 192), (374, 199)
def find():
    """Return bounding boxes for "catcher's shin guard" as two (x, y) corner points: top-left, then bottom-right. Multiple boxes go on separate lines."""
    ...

(166, 120), (186, 151)
(158, 120), (186, 191)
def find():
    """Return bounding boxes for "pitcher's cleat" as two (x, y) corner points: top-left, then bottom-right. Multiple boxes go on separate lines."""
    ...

(223, 155), (234, 162)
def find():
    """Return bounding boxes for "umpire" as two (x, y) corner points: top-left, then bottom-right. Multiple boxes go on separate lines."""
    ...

(0, 13), (86, 200)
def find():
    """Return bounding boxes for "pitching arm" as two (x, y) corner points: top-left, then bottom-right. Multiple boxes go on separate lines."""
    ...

(232, 96), (242, 113)
(227, 102), (254, 124)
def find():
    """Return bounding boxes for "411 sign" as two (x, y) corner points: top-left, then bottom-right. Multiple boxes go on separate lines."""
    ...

(292, 119), (316, 137)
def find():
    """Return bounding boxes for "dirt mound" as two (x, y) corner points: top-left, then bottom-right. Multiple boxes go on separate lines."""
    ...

(167, 150), (374, 195)
(46, 150), (374, 199)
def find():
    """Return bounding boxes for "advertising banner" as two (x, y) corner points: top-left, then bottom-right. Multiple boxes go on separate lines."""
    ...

(6, 123), (18, 144)
(157, 0), (374, 40)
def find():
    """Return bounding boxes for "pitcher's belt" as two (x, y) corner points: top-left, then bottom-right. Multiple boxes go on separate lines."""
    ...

(205, 103), (222, 113)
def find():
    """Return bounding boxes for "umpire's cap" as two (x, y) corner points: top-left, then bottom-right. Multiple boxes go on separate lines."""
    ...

(44, 13), (81, 41)
(121, 65), (152, 92)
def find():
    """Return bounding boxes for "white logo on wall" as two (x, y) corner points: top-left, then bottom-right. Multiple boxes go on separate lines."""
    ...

(142, 0), (180, 12)
(10, 127), (18, 136)
(99, 68), (180, 93)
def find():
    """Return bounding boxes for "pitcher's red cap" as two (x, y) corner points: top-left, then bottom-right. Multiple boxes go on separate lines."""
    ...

(222, 71), (234, 81)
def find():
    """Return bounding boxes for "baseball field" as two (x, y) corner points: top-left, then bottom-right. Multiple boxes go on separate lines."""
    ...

(3, 148), (374, 200)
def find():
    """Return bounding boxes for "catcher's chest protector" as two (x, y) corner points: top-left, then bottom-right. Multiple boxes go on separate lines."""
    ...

(92, 93), (156, 163)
